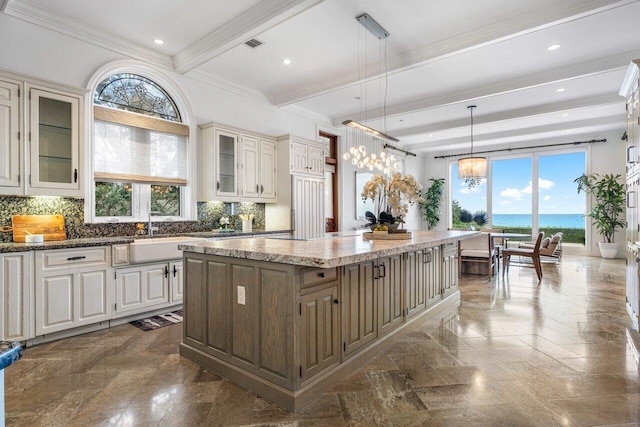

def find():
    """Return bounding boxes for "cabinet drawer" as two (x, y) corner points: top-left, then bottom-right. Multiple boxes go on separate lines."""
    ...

(442, 243), (457, 257)
(112, 244), (130, 266)
(40, 247), (108, 270)
(301, 267), (337, 289)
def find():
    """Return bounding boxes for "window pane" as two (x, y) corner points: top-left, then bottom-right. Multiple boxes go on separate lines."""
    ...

(95, 182), (132, 217)
(451, 162), (487, 228)
(538, 152), (586, 244)
(151, 185), (181, 216)
(356, 172), (375, 219)
(492, 157), (533, 232)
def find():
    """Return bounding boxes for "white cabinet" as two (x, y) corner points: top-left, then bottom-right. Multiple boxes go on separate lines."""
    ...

(199, 124), (239, 201)
(292, 175), (325, 236)
(290, 138), (324, 176)
(170, 260), (184, 303)
(241, 135), (276, 202)
(114, 263), (169, 317)
(0, 71), (85, 197)
(0, 78), (22, 193)
(35, 247), (112, 335)
(0, 252), (33, 341)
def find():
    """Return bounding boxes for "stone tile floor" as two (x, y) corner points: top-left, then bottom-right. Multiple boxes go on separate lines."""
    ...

(5, 255), (640, 426)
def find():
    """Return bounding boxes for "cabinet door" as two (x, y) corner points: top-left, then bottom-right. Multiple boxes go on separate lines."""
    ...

(342, 261), (377, 356)
(36, 273), (74, 335)
(77, 269), (110, 325)
(377, 255), (403, 336)
(241, 135), (260, 200)
(0, 79), (21, 192)
(442, 244), (458, 297)
(291, 141), (308, 174)
(115, 263), (169, 317)
(144, 264), (169, 305)
(405, 250), (426, 318)
(28, 87), (81, 196)
(215, 128), (239, 200)
(259, 139), (277, 201)
(300, 285), (339, 382)
(170, 261), (184, 302)
(425, 247), (442, 307)
(307, 145), (325, 176)
(0, 252), (32, 341)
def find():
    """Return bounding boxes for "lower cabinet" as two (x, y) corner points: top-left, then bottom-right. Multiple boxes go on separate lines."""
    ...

(170, 261), (184, 303)
(35, 247), (112, 335)
(426, 246), (442, 307)
(0, 252), (33, 341)
(115, 263), (169, 317)
(342, 260), (377, 357)
(300, 284), (339, 383)
(442, 243), (458, 297)
(377, 255), (403, 336)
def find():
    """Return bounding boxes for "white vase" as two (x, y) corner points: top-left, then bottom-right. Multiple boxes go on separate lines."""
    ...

(598, 242), (619, 259)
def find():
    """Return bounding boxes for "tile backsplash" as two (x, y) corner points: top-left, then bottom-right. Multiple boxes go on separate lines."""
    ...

(0, 196), (266, 243)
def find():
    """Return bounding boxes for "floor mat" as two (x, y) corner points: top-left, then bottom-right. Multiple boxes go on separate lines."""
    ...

(129, 309), (183, 331)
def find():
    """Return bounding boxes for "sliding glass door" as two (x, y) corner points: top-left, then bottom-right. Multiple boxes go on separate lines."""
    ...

(491, 157), (533, 232)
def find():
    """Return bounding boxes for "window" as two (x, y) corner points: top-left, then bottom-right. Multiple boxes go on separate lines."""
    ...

(450, 162), (487, 228)
(91, 72), (190, 222)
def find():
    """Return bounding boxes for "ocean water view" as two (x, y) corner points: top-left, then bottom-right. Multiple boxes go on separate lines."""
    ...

(492, 214), (585, 229)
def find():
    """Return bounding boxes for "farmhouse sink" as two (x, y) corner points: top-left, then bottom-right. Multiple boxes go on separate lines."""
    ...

(129, 236), (206, 264)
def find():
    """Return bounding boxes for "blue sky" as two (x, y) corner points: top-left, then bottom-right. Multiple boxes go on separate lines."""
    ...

(451, 152), (586, 215)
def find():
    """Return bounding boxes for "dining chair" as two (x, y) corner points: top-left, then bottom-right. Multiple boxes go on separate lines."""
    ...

(502, 232), (544, 280)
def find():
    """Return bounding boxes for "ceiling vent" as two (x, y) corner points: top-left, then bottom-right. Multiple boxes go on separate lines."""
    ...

(244, 38), (263, 48)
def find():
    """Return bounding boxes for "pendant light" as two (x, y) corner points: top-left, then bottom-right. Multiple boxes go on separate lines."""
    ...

(458, 105), (486, 188)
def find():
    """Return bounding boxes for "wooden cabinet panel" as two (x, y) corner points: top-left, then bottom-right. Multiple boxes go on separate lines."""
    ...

(241, 135), (259, 199)
(291, 141), (308, 174)
(426, 247), (442, 307)
(205, 260), (229, 354)
(442, 244), (458, 297)
(342, 260), (377, 356)
(37, 274), (74, 335)
(77, 270), (109, 323)
(405, 250), (426, 318)
(170, 261), (184, 303)
(307, 145), (325, 176)
(114, 263), (169, 318)
(231, 264), (258, 365)
(0, 252), (32, 341)
(259, 139), (277, 201)
(300, 285), (339, 382)
(185, 257), (206, 345)
(259, 268), (291, 380)
(0, 79), (20, 191)
(378, 255), (403, 336)
(145, 265), (168, 303)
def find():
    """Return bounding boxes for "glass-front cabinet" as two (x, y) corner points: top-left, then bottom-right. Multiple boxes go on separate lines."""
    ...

(216, 128), (238, 199)
(28, 87), (82, 196)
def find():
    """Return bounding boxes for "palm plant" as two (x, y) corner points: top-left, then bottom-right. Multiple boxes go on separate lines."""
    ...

(575, 173), (625, 243)
(421, 178), (445, 229)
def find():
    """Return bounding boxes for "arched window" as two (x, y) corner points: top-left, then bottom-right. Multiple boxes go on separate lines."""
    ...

(91, 72), (190, 222)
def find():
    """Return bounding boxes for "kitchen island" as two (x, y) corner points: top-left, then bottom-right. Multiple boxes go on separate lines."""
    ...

(178, 230), (478, 411)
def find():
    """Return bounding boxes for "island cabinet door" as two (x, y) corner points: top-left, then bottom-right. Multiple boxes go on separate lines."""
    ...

(425, 246), (442, 307)
(405, 250), (426, 318)
(377, 255), (404, 336)
(441, 243), (458, 297)
(299, 285), (339, 384)
(342, 260), (377, 357)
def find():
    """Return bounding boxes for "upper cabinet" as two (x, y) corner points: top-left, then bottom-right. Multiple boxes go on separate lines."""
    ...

(0, 71), (85, 197)
(290, 137), (324, 176)
(0, 78), (21, 193)
(199, 123), (277, 203)
(622, 60), (640, 177)
(27, 87), (82, 196)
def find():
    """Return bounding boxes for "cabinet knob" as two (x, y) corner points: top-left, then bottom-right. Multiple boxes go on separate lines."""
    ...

(260, 185), (264, 194)
(217, 181), (220, 190)
(74, 168), (78, 183)
(319, 272), (325, 278)
(333, 299), (339, 304)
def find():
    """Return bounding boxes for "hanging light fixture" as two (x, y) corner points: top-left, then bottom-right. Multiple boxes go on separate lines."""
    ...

(458, 105), (487, 188)
(342, 13), (400, 174)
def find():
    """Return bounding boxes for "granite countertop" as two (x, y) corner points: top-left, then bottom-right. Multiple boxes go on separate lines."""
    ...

(179, 230), (480, 268)
(0, 230), (292, 253)
(0, 341), (22, 370)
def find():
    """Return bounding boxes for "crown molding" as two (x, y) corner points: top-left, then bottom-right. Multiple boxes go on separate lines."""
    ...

(273, 0), (636, 106)
(280, 104), (332, 124)
(4, 0), (173, 69)
(173, 0), (324, 74)
(0, 0), (14, 12)
(619, 59), (640, 96)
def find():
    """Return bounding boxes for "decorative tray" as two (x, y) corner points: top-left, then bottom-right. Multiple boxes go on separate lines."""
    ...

(363, 231), (412, 240)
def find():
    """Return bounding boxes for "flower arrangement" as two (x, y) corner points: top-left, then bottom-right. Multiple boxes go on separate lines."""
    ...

(361, 173), (424, 226)
(219, 216), (230, 229)
(239, 214), (254, 222)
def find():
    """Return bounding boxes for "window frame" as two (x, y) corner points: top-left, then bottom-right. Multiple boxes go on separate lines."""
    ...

(84, 62), (196, 224)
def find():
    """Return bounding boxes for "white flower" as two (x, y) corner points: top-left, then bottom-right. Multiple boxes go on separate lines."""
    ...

(220, 216), (230, 225)
(361, 173), (423, 219)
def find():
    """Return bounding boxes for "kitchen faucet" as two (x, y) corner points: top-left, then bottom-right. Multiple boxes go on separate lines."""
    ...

(148, 211), (160, 236)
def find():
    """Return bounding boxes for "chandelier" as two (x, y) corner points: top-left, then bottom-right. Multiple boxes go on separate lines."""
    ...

(342, 13), (400, 174)
(458, 105), (487, 188)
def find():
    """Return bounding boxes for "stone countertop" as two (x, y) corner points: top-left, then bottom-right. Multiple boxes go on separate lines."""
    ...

(179, 230), (480, 268)
(0, 341), (21, 370)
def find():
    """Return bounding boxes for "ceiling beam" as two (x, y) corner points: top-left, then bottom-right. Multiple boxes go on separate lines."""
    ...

(173, 0), (324, 74)
(274, 0), (636, 106)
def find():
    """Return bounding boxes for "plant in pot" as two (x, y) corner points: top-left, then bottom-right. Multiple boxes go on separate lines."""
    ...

(574, 173), (626, 258)
(420, 178), (445, 230)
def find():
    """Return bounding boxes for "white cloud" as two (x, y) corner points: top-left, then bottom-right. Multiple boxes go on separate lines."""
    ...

(543, 195), (551, 201)
(500, 188), (522, 200)
(500, 200), (513, 205)
(522, 178), (555, 194)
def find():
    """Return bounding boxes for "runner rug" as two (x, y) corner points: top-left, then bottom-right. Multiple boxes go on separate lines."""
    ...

(129, 309), (183, 331)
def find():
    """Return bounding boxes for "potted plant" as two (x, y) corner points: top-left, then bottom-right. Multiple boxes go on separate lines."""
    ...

(420, 178), (445, 230)
(575, 173), (626, 258)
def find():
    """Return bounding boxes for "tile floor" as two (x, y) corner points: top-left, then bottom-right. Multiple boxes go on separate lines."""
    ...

(4, 255), (640, 426)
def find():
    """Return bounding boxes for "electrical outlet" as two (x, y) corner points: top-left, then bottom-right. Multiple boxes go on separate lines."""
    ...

(237, 286), (246, 305)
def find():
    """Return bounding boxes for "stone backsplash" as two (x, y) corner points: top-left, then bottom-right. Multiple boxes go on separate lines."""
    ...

(0, 196), (265, 243)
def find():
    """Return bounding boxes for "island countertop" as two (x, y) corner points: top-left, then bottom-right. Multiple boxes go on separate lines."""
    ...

(179, 229), (479, 268)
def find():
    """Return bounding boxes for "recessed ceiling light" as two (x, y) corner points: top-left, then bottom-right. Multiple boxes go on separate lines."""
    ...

(566, 129), (572, 133)
(428, 134), (433, 137)
(154, 38), (164, 45)
(562, 113), (569, 117)
(556, 88), (566, 93)
(282, 58), (291, 65)
(547, 43), (561, 51)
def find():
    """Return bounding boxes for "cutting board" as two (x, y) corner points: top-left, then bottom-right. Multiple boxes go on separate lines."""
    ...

(12, 215), (66, 242)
